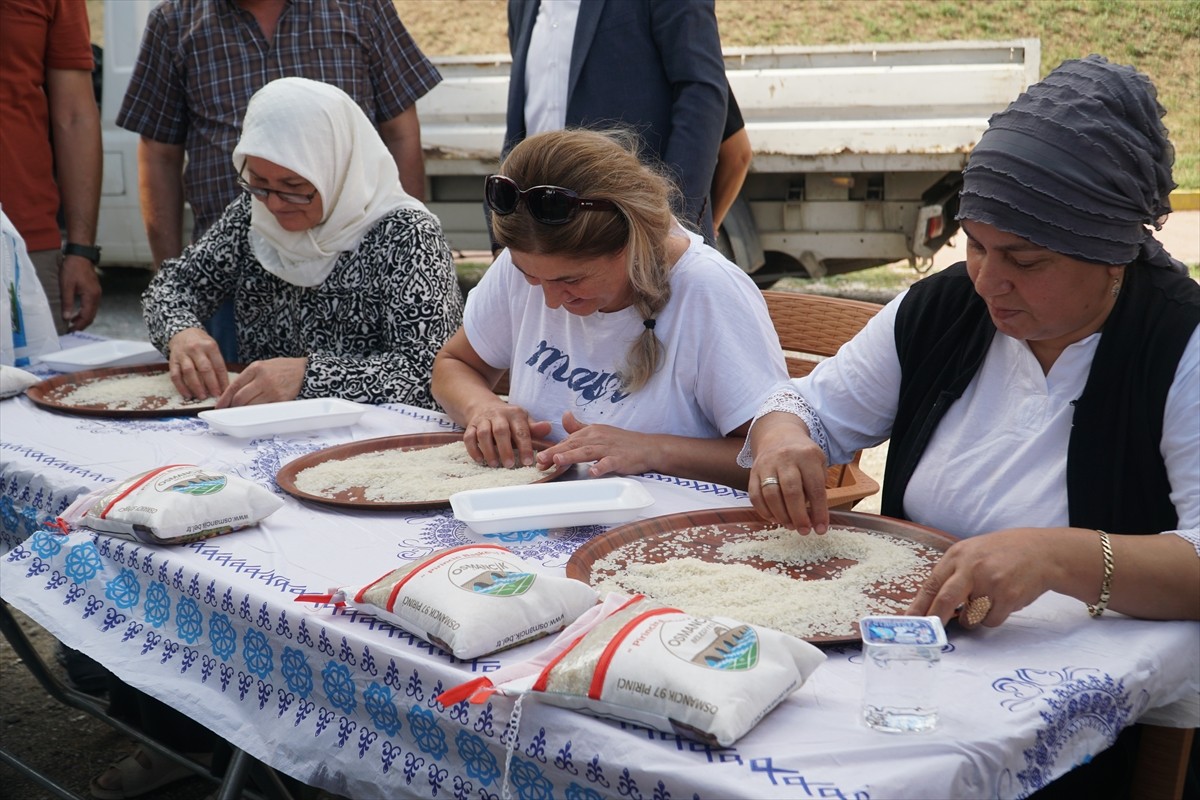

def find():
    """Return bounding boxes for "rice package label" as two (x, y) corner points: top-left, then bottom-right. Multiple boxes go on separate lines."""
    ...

(300, 544), (599, 660)
(68, 464), (284, 545)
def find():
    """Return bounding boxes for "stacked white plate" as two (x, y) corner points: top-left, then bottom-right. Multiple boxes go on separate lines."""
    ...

(199, 398), (366, 437)
(450, 477), (655, 534)
(38, 340), (164, 372)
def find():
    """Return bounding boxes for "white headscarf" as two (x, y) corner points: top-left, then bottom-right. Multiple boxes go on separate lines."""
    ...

(232, 77), (427, 287)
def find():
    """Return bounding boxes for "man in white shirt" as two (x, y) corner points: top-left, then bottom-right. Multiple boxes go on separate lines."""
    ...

(503, 0), (727, 242)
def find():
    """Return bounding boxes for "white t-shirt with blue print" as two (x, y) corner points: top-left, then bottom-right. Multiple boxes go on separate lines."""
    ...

(463, 229), (787, 442)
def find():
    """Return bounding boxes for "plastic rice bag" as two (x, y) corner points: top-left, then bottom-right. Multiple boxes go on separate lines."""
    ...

(439, 592), (826, 746)
(1, 364), (40, 398)
(61, 464), (283, 545)
(296, 544), (599, 660)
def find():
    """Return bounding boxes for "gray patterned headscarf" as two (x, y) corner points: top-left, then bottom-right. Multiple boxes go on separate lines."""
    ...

(958, 55), (1184, 272)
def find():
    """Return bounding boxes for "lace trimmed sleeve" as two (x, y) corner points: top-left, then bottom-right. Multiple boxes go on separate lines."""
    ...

(1165, 529), (1200, 557)
(736, 384), (831, 468)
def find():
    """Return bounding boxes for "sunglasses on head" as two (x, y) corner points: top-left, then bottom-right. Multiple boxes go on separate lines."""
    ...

(485, 174), (616, 225)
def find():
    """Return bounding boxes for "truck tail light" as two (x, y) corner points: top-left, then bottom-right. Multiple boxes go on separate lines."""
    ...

(911, 203), (945, 259)
(925, 214), (945, 242)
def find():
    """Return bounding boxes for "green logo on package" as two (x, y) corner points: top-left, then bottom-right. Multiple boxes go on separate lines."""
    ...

(467, 571), (535, 597)
(168, 474), (228, 496)
(692, 624), (759, 671)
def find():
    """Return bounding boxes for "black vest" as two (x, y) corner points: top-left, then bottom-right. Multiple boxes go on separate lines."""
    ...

(882, 261), (1200, 534)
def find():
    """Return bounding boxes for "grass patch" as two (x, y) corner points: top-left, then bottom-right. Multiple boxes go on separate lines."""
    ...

(714, 0), (1198, 189)
(780, 259), (1200, 305)
(774, 263), (926, 303)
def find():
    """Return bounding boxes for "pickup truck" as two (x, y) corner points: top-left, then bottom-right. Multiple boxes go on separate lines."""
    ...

(95, 1), (1038, 283)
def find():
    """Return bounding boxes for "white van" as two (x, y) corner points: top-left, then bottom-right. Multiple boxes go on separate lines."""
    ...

(96, 0), (185, 268)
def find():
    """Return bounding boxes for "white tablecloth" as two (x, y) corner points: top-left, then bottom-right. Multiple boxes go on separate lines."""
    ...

(2, 359), (1197, 799)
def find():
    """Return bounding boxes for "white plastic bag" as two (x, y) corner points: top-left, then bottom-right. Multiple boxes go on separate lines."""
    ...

(297, 544), (599, 659)
(439, 593), (827, 746)
(62, 464), (284, 545)
(0, 364), (40, 398)
(1, 208), (60, 367)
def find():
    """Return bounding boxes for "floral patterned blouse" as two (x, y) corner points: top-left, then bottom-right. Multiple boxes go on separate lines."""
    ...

(143, 194), (464, 410)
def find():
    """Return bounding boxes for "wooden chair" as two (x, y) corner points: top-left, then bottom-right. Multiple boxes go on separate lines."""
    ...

(761, 291), (884, 510)
(1131, 724), (1195, 800)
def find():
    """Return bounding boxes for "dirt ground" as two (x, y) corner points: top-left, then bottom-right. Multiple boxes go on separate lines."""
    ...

(0, 606), (218, 800)
(0, 603), (353, 800)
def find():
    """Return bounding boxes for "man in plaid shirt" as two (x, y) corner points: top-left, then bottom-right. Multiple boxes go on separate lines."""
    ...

(118, 0), (442, 359)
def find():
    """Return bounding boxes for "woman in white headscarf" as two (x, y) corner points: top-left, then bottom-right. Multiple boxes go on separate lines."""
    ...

(142, 77), (463, 410)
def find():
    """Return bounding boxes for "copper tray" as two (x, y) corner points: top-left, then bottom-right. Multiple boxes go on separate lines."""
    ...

(566, 508), (958, 645)
(25, 363), (240, 418)
(275, 431), (566, 511)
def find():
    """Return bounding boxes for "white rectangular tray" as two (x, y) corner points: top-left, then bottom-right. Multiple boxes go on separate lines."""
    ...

(38, 340), (164, 372)
(450, 477), (655, 535)
(199, 398), (366, 437)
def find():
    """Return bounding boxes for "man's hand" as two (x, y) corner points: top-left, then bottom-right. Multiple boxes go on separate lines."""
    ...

(59, 255), (101, 331)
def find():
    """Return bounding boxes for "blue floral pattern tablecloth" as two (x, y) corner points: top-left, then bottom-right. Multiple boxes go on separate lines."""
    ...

(1, 388), (1197, 800)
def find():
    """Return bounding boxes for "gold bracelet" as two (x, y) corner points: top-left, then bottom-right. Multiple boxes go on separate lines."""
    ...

(1087, 530), (1114, 618)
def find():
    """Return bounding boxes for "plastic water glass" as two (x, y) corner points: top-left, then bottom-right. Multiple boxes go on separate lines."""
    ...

(860, 615), (947, 734)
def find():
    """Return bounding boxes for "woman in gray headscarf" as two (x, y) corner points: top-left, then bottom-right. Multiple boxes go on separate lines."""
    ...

(142, 77), (464, 410)
(742, 55), (1199, 628)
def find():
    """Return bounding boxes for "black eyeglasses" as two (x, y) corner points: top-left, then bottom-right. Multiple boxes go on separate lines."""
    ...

(485, 174), (616, 225)
(237, 169), (318, 205)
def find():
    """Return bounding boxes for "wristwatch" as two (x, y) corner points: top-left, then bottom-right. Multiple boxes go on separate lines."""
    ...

(63, 242), (101, 265)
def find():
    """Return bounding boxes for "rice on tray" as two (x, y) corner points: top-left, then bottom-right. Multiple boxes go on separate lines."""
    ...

(52, 371), (228, 411)
(293, 440), (552, 503)
(590, 525), (941, 640)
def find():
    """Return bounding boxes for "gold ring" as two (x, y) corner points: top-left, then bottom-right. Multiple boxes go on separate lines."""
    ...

(962, 595), (993, 627)
(760, 476), (781, 489)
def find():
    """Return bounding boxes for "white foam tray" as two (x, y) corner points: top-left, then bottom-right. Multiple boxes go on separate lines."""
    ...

(450, 477), (655, 535)
(199, 398), (366, 437)
(38, 340), (164, 372)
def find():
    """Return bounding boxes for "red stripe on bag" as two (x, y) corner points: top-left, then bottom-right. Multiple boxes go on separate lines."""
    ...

(294, 593), (344, 607)
(384, 544), (510, 611)
(587, 607), (679, 700)
(98, 465), (190, 519)
(530, 595), (660, 695)
(436, 676), (494, 707)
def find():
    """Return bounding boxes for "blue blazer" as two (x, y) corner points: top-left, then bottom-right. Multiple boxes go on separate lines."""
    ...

(505, 0), (728, 240)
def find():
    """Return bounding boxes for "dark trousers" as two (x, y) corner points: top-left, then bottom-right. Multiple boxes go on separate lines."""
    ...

(204, 299), (239, 362)
(106, 676), (217, 753)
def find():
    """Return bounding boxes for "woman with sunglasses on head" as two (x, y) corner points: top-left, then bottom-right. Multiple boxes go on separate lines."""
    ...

(431, 128), (787, 488)
(141, 77), (464, 410)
